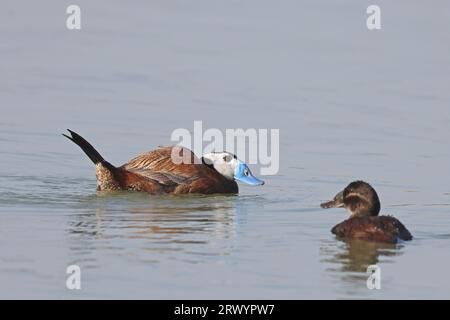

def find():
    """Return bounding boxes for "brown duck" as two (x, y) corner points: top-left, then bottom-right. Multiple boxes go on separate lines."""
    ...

(63, 129), (264, 194)
(320, 181), (413, 243)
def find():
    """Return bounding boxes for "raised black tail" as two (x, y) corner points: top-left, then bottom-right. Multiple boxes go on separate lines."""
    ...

(63, 129), (113, 168)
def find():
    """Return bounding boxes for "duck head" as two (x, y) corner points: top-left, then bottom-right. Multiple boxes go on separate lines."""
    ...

(201, 152), (265, 186)
(320, 181), (380, 217)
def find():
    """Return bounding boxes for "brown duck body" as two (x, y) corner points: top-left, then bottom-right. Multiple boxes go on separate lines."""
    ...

(96, 147), (238, 194)
(331, 215), (413, 243)
(65, 130), (238, 194)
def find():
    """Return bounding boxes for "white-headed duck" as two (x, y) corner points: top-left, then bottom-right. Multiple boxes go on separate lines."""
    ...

(320, 181), (412, 243)
(63, 129), (264, 194)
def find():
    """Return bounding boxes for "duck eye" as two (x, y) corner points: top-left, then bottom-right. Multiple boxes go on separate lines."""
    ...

(223, 155), (232, 162)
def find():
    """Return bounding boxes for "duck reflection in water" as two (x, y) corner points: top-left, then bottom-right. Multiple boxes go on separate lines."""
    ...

(321, 238), (404, 274)
(67, 193), (262, 263)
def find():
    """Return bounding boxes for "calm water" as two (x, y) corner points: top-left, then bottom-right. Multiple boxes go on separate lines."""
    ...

(1, 1), (450, 299)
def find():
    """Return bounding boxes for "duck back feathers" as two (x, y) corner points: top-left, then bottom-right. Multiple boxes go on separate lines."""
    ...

(331, 215), (413, 243)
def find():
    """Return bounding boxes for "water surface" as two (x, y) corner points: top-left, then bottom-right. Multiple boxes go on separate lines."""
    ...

(1, 1), (450, 299)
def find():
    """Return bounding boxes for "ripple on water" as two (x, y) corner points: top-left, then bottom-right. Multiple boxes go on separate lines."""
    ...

(0, 175), (97, 208)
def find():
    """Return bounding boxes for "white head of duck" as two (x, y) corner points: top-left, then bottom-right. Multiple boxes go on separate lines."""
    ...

(201, 152), (265, 186)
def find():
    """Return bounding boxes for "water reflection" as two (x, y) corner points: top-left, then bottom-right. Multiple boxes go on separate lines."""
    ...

(66, 193), (257, 264)
(320, 238), (405, 287)
(322, 239), (403, 272)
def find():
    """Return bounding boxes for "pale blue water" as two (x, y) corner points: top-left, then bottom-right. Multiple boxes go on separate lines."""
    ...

(1, 1), (450, 299)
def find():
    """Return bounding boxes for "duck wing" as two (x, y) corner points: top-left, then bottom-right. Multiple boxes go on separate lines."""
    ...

(121, 146), (206, 186)
(124, 168), (197, 186)
(331, 216), (413, 243)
